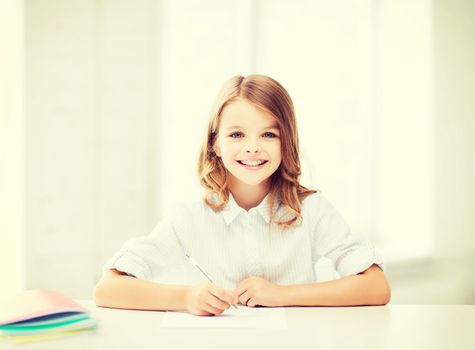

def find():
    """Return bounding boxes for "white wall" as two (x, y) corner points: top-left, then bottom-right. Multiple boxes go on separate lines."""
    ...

(433, 0), (475, 258)
(373, 0), (435, 260)
(387, 0), (475, 304)
(0, 0), (25, 298)
(24, 0), (159, 298)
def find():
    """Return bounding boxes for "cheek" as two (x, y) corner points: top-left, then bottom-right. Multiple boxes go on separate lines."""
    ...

(272, 143), (282, 162)
(214, 138), (227, 157)
(219, 141), (239, 156)
(218, 143), (238, 166)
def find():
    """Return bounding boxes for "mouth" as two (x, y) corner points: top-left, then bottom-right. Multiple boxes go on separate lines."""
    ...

(237, 159), (269, 169)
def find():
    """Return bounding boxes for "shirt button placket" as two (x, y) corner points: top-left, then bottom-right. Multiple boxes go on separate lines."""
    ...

(244, 212), (259, 276)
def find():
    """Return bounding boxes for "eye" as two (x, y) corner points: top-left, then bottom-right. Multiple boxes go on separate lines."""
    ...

(263, 131), (278, 138)
(229, 131), (244, 138)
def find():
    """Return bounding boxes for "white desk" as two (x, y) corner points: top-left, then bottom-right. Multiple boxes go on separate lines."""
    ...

(5, 301), (475, 350)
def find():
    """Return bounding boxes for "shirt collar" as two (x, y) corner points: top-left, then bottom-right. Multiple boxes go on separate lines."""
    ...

(221, 193), (280, 225)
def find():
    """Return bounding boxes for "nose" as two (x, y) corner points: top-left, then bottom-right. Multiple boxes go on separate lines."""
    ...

(245, 138), (261, 153)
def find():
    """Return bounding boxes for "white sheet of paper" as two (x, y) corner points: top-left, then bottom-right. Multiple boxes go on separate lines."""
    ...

(160, 305), (288, 330)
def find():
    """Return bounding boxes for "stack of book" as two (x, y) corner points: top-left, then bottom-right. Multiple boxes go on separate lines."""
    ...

(0, 289), (98, 344)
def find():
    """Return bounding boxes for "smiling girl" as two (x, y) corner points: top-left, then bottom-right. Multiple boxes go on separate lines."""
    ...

(94, 75), (391, 316)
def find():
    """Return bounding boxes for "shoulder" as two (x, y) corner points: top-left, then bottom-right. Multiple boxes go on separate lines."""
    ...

(301, 190), (326, 210)
(301, 191), (351, 234)
(300, 191), (342, 223)
(164, 198), (224, 238)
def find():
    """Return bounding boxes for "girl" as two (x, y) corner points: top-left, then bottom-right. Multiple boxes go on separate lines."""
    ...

(94, 75), (391, 316)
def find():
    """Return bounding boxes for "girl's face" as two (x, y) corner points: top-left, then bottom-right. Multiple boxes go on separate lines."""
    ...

(214, 98), (282, 191)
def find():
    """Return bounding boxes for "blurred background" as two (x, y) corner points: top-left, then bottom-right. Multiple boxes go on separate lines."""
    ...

(1, 0), (474, 303)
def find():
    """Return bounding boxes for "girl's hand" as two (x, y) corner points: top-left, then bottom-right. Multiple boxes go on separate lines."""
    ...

(233, 276), (285, 307)
(185, 283), (238, 316)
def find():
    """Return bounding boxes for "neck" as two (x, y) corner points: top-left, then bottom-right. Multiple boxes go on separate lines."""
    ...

(229, 177), (271, 211)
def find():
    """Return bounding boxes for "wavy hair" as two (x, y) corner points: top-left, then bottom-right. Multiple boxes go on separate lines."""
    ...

(197, 74), (316, 228)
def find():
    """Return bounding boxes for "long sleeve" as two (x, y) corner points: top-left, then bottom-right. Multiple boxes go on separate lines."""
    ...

(103, 216), (184, 282)
(311, 194), (385, 277)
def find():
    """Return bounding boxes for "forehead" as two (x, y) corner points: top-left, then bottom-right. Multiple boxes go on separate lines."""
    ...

(219, 99), (277, 129)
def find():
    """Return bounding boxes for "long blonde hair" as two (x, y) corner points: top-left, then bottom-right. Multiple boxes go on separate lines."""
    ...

(197, 74), (316, 228)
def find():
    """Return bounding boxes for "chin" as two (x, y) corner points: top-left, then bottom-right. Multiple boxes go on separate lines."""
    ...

(242, 180), (265, 187)
(235, 176), (269, 187)
(228, 166), (275, 188)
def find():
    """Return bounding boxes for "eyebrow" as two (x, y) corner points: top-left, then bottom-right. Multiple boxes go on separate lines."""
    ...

(223, 124), (279, 131)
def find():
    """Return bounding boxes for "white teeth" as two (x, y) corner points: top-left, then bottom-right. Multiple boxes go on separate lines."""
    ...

(241, 160), (265, 166)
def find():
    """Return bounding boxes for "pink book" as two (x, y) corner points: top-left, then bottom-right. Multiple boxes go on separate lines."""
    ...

(0, 290), (89, 326)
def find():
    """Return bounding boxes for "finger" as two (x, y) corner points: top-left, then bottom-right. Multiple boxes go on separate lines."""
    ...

(209, 285), (238, 307)
(233, 278), (251, 297)
(233, 277), (251, 295)
(193, 310), (214, 316)
(203, 302), (225, 315)
(206, 293), (230, 311)
(222, 289), (239, 306)
(238, 291), (252, 306)
(247, 298), (258, 307)
(233, 281), (248, 297)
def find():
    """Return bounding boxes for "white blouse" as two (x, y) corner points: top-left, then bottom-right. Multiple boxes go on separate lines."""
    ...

(103, 192), (385, 290)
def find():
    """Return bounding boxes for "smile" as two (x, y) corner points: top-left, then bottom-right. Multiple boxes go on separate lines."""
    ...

(237, 160), (268, 169)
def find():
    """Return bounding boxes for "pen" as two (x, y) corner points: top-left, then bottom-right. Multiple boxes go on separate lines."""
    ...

(184, 253), (238, 309)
